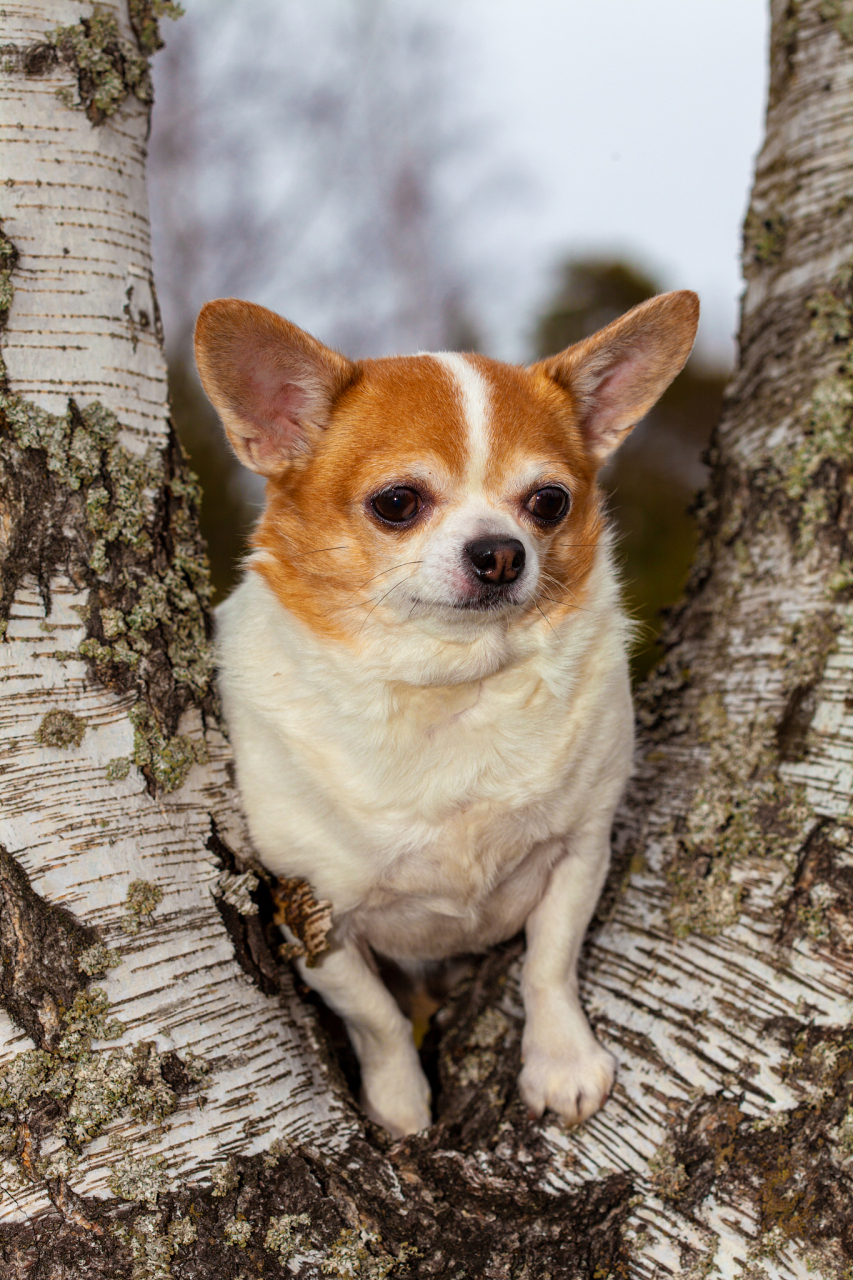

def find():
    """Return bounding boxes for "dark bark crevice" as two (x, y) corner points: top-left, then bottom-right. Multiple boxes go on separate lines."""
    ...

(5, 0), (853, 1270)
(0, 843), (100, 1050)
(0, 1136), (636, 1279)
(660, 1023), (853, 1263)
(0, 388), (217, 758)
(206, 820), (284, 998)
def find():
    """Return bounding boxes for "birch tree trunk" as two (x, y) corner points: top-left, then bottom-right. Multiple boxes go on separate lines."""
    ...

(2, 1), (853, 1277)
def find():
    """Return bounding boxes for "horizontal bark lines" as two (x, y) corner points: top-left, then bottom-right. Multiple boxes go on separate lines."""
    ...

(1, 0), (165, 445)
(3, 1), (853, 1276)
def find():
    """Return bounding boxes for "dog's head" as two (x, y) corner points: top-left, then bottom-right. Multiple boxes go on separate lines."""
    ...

(195, 292), (698, 671)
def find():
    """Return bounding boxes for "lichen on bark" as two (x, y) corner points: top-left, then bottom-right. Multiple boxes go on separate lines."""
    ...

(34, 708), (86, 750)
(50, 3), (153, 124)
(647, 235), (853, 947)
(46, 1), (185, 127)
(128, 0), (185, 57)
(0, 372), (216, 792)
(821, 0), (853, 42)
(0, 842), (209, 1224)
(742, 206), (788, 267)
(6, 0), (853, 1273)
(122, 880), (164, 935)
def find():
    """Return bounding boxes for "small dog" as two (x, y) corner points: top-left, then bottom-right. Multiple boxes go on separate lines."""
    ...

(195, 290), (698, 1137)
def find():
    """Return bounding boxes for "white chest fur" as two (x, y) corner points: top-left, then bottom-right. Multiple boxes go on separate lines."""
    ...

(216, 554), (634, 962)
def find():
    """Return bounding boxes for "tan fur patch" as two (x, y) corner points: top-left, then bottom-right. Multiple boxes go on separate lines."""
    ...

(253, 355), (469, 640)
(252, 351), (603, 640)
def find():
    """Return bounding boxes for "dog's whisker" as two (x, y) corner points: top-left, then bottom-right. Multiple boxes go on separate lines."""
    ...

(533, 575), (558, 601)
(352, 560), (425, 594)
(333, 561), (425, 609)
(534, 600), (558, 638)
(536, 575), (592, 619)
(356, 574), (420, 634)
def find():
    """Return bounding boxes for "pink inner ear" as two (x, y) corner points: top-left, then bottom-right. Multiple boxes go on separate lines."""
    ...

(243, 372), (310, 457)
(196, 299), (357, 476)
(583, 350), (647, 446)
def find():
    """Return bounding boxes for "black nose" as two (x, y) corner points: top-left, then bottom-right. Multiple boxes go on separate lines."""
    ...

(465, 537), (526, 585)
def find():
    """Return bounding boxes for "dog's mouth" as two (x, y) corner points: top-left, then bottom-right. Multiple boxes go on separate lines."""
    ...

(451, 592), (520, 612)
(408, 586), (525, 615)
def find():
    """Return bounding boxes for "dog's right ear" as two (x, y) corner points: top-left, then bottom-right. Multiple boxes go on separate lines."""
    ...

(193, 299), (357, 477)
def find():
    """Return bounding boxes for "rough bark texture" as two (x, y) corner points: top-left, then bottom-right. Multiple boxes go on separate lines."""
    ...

(1, 0), (853, 1277)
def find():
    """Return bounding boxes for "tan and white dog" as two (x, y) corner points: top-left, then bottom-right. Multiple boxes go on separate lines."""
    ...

(195, 291), (699, 1138)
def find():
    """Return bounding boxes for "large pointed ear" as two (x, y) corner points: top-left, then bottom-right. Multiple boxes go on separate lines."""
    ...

(530, 290), (700, 467)
(193, 299), (357, 476)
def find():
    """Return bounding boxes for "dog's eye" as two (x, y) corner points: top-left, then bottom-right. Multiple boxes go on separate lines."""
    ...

(371, 487), (422, 525)
(524, 486), (570, 524)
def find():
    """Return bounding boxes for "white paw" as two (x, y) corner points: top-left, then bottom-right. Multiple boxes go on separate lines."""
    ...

(519, 1034), (616, 1126)
(359, 1052), (432, 1139)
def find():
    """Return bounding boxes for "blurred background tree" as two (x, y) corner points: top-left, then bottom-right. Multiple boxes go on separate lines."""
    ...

(149, 1), (728, 669)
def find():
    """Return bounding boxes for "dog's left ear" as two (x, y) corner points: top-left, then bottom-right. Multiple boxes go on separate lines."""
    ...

(531, 290), (699, 466)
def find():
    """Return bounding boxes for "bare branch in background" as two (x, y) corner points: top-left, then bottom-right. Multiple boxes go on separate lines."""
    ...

(149, 0), (486, 360)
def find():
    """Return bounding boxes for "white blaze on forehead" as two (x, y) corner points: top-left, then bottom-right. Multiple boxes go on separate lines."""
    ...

(432, 352), (491, 486)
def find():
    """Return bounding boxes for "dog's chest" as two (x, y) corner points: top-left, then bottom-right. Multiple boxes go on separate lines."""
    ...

(269, 666), (588, 952)
(347, 676), (564, 880)
(243, 648), (606, 890)
(218, 574), (631, 944)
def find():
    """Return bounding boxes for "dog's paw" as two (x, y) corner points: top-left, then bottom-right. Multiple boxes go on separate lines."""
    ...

(519, 1035), (616, 1126)
(360, 1053), (432, 1139)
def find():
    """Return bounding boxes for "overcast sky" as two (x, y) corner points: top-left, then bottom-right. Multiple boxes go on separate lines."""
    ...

(434, 0), (769, 364)
(153, 0), (769, 368)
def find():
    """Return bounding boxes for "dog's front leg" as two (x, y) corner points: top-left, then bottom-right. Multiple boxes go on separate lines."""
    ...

(519, 823), (616, 1125)
(295, 941), (431, 1138)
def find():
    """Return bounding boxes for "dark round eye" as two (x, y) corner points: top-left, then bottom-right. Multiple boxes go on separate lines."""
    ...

(524, 486), (570, 524)
(371, 486), (422, 525)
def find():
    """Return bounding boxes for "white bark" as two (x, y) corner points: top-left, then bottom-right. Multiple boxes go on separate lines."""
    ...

(0, 3), (852, 1275)
(0, 1), (354, 1222)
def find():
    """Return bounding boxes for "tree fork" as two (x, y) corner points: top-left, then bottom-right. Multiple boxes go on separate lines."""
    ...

(2, 1), (853, 1277)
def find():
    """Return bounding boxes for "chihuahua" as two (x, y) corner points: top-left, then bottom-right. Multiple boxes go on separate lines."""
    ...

(195, 290), (699, 1137)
